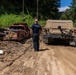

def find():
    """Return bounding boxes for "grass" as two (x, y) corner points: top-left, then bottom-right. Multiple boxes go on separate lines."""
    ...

(0, 14), (46, 28)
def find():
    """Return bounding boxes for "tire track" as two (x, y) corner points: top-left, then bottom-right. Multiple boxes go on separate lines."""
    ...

(0, 40), (76, 75)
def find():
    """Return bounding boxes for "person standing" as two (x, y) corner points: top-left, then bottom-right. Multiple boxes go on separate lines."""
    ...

(30, 19), (42, 51)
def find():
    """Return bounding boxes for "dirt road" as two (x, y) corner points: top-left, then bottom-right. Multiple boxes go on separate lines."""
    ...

(0, 39), (76, 75)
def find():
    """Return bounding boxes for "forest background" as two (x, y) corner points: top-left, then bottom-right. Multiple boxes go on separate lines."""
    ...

(0, 0), (75, 28)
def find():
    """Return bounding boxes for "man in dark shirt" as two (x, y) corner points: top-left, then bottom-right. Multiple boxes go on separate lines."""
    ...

(30, 19), (42, 51)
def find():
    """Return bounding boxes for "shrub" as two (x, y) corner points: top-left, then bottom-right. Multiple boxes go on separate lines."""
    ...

(0, 14), (46, 28)
(0, 14), (33, 28)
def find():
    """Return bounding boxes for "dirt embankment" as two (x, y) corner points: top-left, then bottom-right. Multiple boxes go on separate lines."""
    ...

(0, 39), (76, 75)
(0, 39), (32, 72)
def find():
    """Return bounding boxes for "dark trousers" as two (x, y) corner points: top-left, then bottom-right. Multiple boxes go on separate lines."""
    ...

(33, 34), (39, 51)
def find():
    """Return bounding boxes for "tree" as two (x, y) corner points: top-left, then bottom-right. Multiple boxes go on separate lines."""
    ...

(0, 0), (60, 19)
(25, 0), (60, 19)
(60, 9), (72, 20)
(70, 0), (76, 22)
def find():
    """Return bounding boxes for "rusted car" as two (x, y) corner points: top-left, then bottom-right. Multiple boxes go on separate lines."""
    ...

(3, 23), (30, 41)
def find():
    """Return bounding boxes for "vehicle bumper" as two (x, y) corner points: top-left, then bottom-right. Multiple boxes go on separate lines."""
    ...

(43, 34), (74, 40)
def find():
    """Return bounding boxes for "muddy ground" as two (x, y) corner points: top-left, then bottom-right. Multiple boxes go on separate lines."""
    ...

(0, 38), (76, 75)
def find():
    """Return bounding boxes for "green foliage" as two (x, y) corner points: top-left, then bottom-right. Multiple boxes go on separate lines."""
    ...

(60, 0), (76, 25)
(0, 0), (60, 28)
(0, 14), (22, 28)
(60, 9), (72, 20)
(73, 20), (76, 27)
(70, 0), (76, 22)
(60, 14), (67, 20)
(23, 15), (34, 27)
(39, 20), (46, 27)
(25, 0), (60, 19)
(0, 14), (34, 28)
(0, 0), (60, 19)
(0, 14), (45, 28)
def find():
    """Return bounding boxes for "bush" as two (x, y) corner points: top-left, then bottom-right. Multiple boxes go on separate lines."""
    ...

(0, 14), (34, 28)
(0, 14), (46, 28)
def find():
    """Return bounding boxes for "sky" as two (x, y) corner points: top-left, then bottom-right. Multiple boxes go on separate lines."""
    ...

(59, 0), (72, 12)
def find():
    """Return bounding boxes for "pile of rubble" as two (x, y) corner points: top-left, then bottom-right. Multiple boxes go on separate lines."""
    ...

(0, 41), (26, 71)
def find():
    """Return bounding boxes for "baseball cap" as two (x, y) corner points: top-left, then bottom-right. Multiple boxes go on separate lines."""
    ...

(35, 19), (38, 22)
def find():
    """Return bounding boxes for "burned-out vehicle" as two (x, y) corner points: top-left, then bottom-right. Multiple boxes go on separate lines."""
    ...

(43, 20), (76, 46)
(0, 28), (6, 40)
(3, 23), (30, 41)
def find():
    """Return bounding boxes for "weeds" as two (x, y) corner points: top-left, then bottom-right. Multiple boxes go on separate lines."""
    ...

(0, 14), (45, 28)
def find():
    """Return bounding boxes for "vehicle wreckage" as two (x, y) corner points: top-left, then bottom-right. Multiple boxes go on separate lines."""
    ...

(0, 23), (30, 41)
(43, 20), (76, 46)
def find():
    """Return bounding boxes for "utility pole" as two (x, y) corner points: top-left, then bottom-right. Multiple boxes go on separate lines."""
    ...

(22, 0), (24, 16)
(37, 0), (38, 20)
